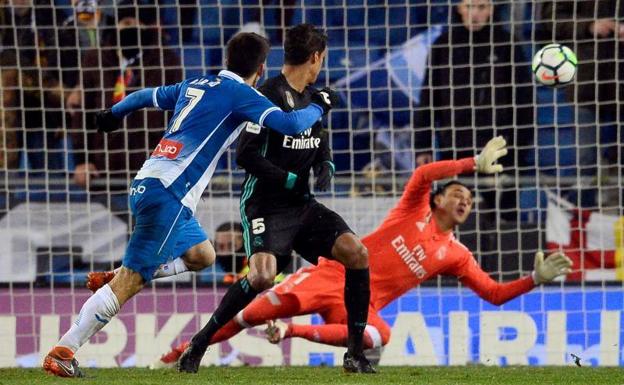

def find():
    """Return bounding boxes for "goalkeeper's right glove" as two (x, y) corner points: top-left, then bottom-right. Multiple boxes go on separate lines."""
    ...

(95, 109), (122, 133)
(311, 87), (340, 115)
(532, 251), (573, 284)
(475, 136), (508, 174)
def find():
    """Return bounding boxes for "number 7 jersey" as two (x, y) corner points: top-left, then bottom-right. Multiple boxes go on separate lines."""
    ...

(135, 70), (283, 212)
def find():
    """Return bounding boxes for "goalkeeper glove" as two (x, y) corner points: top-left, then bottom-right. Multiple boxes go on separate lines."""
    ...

(314, 161), (335, 191)
(95, 109), (122, 133)
(532, 251), (573, 284)
(311, 87), (340, 115)
(475, 136), (508, 174)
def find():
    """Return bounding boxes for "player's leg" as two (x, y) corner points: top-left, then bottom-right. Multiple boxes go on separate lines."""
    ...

(155, 264), (330, 369)
(275, 308), (390, 350)
(179, 205), (298, 373)
(294, 201), (371, 372)
(43, 179), (199, 377)
(178, 251), (278, 372)
(331, 233), (371, 354)
(152, 289), (301, 368)
(86, 220), (214, 292)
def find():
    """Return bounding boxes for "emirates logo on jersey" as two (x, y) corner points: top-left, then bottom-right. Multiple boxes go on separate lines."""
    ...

(391, 235), (427, 279)
(152, 139), (183, 159)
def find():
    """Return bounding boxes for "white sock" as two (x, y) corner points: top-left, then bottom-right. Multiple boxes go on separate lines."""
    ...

(58, 284), (120, 352)
(152, 257), (189, 279)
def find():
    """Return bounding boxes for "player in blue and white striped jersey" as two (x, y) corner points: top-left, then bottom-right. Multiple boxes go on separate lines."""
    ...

(43, 32), (339, 378)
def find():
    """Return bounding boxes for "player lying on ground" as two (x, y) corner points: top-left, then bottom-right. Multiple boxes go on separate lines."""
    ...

(90, 137), (573, 367)
(42, 32), (339, 378)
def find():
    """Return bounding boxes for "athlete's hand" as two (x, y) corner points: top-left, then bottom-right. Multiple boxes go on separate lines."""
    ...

(95, 109), (122, 133)
(311, 87), (340, 115)
(314, 161), (335, 192)
(532, 251), (573, 284)
(475, 136), (507, 174)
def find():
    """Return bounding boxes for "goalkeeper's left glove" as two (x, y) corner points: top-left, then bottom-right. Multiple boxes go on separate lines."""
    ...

(314, 160), (335, 191)
(475, 136), (508, 174)
(95, 109), (122, 133)
(532, 251), (573, 284)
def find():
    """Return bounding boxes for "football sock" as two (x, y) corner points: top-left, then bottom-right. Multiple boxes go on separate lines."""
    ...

(344, 267), (370, 355)
(152, 258), (189, 279)
(57, 284), (120, 352)
(286, 324), (375, 349)
(191, 277), (258, 348)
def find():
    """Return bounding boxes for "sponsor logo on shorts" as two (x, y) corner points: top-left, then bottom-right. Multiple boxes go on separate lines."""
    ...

(152, 139), (183, 159)
(130, 185), (146, 195)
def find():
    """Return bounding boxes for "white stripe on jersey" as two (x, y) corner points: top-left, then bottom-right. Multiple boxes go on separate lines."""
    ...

(135, 112), (232, 189)
(258, 106), (280, 127)
(180, 121), (245, 211)
(152, 88), (160, 109)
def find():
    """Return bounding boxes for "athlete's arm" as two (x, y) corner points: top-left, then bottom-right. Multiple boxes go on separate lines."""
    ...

(110, 83), (182, 118)
(234, 85), (333, 136)
(312, 126), (334, 191)
(394, 157), (475, 213)
(396, 136), (507, 213)
(450, 250), (535, 306)
(235, 125), (297, 189)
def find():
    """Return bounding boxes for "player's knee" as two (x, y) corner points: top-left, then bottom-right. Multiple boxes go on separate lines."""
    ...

(184, 240), (215, 270)
(247, 252), (277, 291)
(247, 271), (274, 291)
(344, 242), (369, 269)
(333, 234), (369, 269)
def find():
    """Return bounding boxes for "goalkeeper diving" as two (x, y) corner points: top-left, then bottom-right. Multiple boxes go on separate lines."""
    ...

(89, 137), (573, 365)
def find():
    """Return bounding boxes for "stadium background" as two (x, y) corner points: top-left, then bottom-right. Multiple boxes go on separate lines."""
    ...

(0, 0), (622, 368)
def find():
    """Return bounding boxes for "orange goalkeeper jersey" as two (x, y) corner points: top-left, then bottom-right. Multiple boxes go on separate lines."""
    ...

(318, 157), (535, 310)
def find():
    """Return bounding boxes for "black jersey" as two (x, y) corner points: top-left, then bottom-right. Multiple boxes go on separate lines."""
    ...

(236, 74), (331, 209)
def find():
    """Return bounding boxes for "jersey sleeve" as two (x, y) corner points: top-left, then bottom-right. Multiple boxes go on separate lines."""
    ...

(153, 82), (183, 110)
(393, 157), (476, 215)
(448, 247), (535, 306)
(232, 85), (322, 136)
(110, 88), (157, 117)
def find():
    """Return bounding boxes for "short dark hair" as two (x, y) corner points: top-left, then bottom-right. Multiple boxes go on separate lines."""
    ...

(216, 221), (243, 233)
(429, 181), (472, 210)
(284, 23), (328, 65)
(226, 32), (270, 78)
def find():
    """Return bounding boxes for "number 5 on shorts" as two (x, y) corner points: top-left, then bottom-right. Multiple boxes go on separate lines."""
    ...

(252, 218), (265, 234)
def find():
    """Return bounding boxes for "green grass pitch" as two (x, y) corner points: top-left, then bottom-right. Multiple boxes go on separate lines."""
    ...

(2, 366), (623, 385)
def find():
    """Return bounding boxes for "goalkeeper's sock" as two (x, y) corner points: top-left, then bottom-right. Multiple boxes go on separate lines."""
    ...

(344, 267), (370, 355)
(152, 258), (188, 279)
(57, 284), (120, 352)
(191, 277), (258, 348)
(287, 324), (376, 349)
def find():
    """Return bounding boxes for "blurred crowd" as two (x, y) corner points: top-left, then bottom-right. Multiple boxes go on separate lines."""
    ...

(0, 0), (621, 234)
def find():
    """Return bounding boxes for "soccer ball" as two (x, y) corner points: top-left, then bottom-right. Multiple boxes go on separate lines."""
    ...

(532, 43), (577, 86)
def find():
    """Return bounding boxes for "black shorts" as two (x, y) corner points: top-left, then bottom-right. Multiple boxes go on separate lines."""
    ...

(241, 199), (353, 264)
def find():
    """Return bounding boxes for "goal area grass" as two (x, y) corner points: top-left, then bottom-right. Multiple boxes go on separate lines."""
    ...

(3, 366), (624, 385)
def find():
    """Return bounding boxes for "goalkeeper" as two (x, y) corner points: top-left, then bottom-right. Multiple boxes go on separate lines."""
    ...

(148, 136), (572, 365)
